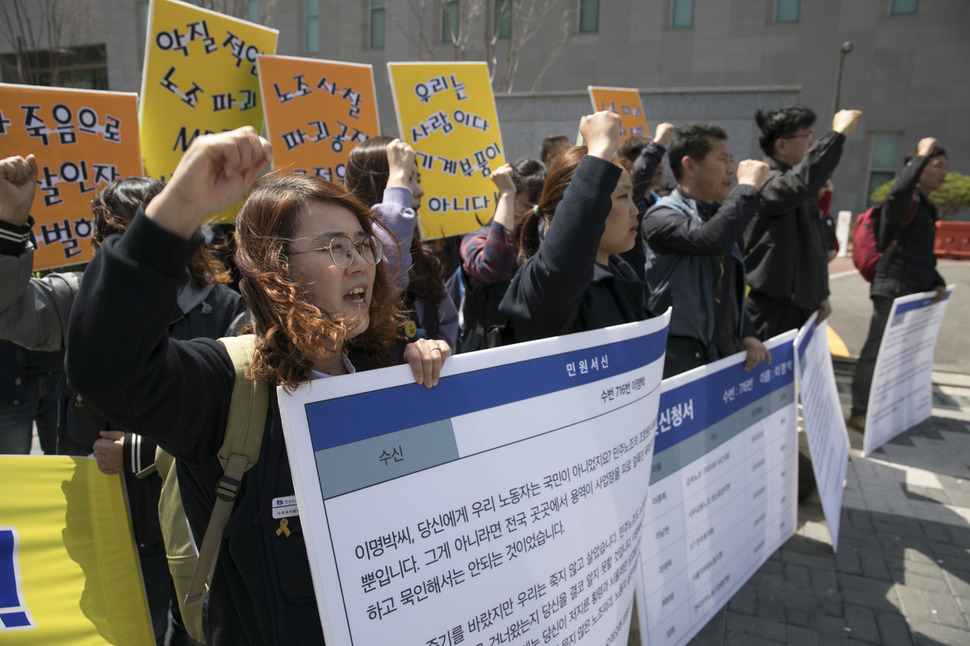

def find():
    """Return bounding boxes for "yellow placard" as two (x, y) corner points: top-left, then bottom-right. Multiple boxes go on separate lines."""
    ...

(257, 56), (380, 182)
(0, 456), (153, 644)
(587, 86), (649, 142)
(0, 84), (142, 271)
(140, 0), (278, 220)
(387, 62), (506, 240)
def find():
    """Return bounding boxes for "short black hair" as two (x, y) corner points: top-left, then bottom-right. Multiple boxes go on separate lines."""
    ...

(668, 124), (728, 182)
(511, 158), (546, 204)
(755, 104), (817, 157)
(617, 134), (652, 164)
(903, 145), (947, 166)
(540, 134), (569, 165)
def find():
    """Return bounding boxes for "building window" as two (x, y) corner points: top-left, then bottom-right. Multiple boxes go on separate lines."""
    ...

(442, 0), (459, 42)
(775, 0), (800, 23)
(579, 0), (599, 33)
(248, 0), (259, 22)
(137, 2), (150, 67)
(305, 0), (319, 55)
(868, 133), (901, 205)
(496, 0), (511, 39)
(370, 0), (385, 48)
(0, 43), (108, 89)
(890, 0), (919, 15)
(672, 0), (694, 29)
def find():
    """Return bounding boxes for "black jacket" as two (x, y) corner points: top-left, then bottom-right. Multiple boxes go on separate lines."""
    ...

(620, 140), (666, 279)
(743, 131), (845, 309)
(67, 210), (324, 644)
(872, 154), (946, 299)
(499, 156), (647, 342)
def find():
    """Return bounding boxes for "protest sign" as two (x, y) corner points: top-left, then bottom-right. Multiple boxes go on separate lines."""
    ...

(279, 314), (670, 645)
(0, 457), (152, 642)
(635, 332), (798, 646)
(794, 315), (850, 550)
(587, 87), (648, 142)
(387, 62), (505, 239)
(0, 84), (141, 270)
(257, 56), (380, 182)
(862, 286), (955, 456)
(140, 0), (277, 219)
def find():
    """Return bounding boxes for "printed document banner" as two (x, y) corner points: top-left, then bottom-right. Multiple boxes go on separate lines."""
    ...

(0, 456), (153, 643)
(0, 84), (141, 271)
(586, 87), (648, 141)
(863, 286), (955, 456)
(257, 56), (380, 181)
(387, 62), (506, 240)
(636, 331), (798, 646)
(279, 314), (671, 645)
(794, 315), (849, 551)
(140, 0), (277, 220)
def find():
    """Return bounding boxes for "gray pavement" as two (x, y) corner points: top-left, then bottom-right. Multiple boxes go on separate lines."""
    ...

(688, 259), (970, 646)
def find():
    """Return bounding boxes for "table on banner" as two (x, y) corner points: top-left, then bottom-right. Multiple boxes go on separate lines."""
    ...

(279, 316), (670, 646)
(863, 286), (955, 456)
(637, 332), (798, 646)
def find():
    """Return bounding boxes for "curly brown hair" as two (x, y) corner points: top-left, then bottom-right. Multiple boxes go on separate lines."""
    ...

(234, 173), (404, 388)
(91, 176), (230, 287)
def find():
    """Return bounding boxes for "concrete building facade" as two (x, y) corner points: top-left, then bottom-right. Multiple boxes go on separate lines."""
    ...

(1, 0), (967, 217)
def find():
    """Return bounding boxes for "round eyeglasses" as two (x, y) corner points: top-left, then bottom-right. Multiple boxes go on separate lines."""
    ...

(290, 235), (383, 268)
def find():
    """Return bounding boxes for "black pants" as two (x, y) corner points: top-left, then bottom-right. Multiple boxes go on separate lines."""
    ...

(745, 290), (814, 341)
(850, 295), (894, 418)
(663, 336), (709, 379)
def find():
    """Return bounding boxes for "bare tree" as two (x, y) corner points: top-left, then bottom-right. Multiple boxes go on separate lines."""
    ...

(388, 0), (437, 61)
(488, 0), (572, 93)
(0, 0), (98, 87)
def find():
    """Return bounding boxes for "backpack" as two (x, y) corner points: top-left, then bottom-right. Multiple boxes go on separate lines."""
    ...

(155, 334), (268, 643)
(851, 196), (918, 282)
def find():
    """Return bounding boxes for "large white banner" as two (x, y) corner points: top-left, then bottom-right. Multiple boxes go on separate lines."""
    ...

(279, 314), (670, 645)
(794, 315), (850, 551)
(636, 332), (798, 646)
(862, 286), (955, 456)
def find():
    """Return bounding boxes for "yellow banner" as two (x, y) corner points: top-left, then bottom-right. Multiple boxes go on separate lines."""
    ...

(587, 86), (649, 142)
(140, 0), (278, 220)
(0, 457), (152, 644)
(257, 56), (380, 182)
(0, 84), (141, 271)
(387, 62), (506, 239)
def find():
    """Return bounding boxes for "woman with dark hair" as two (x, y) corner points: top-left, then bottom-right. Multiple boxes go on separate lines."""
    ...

(65, 127), (450, 645)
(0, 156), (244, 645)
(345, 136), (458, 349)
(499, 111), (648, 343)
(448, 159), (545, 353)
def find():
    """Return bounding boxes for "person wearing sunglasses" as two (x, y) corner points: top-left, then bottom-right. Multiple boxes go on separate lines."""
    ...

(66, 127), (450, 645)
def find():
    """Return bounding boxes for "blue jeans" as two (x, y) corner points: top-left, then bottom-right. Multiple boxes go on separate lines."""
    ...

(0, 372), (60, 455)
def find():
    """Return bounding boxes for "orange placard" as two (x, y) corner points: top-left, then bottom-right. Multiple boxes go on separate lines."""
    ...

(0, 84), (142, 270)
(257, 55), (380, 182)
(587, 86), (649, 142)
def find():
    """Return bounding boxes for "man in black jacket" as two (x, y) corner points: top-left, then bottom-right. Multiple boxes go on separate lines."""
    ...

(848, 138), (948, 431)
(743, 105), (862, 338)
(642, 123), (771, 377)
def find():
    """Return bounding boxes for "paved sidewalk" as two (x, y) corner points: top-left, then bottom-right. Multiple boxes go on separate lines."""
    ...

(688, 370), (970, 646)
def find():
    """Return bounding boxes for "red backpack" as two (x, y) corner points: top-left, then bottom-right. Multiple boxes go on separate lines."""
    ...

(851, 196), (918, 282)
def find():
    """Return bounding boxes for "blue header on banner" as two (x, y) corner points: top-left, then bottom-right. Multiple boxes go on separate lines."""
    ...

(306, 330), (666, 451)
(653, 341), (795, 454)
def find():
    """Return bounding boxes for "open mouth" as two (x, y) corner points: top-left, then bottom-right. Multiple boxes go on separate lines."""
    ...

(345, 286), (367, 306)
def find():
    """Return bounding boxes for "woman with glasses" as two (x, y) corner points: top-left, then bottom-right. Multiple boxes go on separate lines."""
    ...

(66, 127), (450, 645)
(500, 110), (648, 343)
(345, 136), (459, 350)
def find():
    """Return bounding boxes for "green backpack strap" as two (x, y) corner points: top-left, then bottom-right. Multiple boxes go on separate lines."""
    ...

(184, 334), (269, 605)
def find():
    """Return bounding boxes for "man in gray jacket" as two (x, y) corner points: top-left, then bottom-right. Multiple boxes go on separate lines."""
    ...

(642, 123), (771, 378)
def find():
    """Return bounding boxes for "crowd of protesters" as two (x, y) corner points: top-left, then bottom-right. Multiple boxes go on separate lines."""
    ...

(0, 101), (950, 645)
